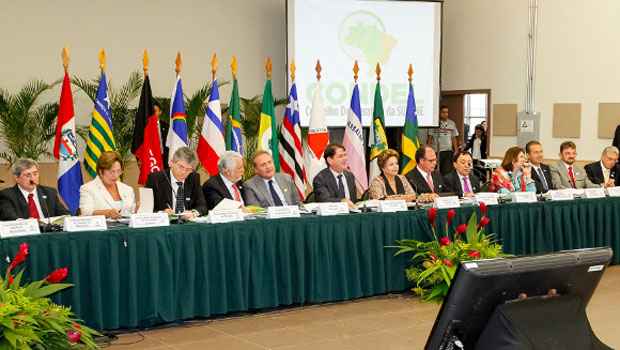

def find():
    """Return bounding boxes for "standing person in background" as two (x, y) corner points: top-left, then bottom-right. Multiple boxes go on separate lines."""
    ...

(427, 105), (459, 175)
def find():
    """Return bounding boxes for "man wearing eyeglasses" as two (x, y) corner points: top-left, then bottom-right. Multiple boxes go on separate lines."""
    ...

(443, 151), (481, 197)
(585, 146), (620, 188)
(405, 145), (445, 200)
(0, 158), (69, 220)
(145, 147), (208, 219)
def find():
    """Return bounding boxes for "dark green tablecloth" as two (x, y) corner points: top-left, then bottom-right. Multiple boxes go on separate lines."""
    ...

(1, 197), (618, 330)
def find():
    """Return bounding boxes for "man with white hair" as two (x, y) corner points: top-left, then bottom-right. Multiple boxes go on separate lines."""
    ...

(202, 151), (245, 210)
(145, 146), (208, 218)
(585, 146), (620, 187)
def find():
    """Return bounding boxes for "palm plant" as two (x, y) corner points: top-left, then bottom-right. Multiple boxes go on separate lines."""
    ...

(72, 71), (143, 161)
(0, 80), (59, 165)
(236, 95), (288, 179)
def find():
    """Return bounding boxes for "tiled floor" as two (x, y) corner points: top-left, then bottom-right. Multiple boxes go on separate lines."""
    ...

(105, 266), (620, 349)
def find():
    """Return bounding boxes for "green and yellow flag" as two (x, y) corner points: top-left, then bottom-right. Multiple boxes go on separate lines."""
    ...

(368, 63), (388, 181)
(84, 49), (116, 178)
(401, 64), (420, 175)
(226, 56), (243, 154)
(257, 58), (280, 171)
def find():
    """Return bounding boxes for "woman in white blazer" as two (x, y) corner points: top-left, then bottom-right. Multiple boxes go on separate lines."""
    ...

(79, 151), (135, 219)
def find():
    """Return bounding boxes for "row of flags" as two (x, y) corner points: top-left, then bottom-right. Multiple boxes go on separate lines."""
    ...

(52, 49), (420, 214)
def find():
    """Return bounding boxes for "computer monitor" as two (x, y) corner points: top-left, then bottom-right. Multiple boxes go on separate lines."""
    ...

(425, 247), (613, 349)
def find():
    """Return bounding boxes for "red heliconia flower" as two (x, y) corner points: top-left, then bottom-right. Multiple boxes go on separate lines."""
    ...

(430, 254), (437, 261)
(468, 250), (481, 259)
(46, 267), (68, 283)
(442, 259), (453, 267)
(9, 243), (29, 271)
(67, 330), (81, 343)
(479, 202), (488, 215)
(439, 236), (451, 246)
(427, 208), (438, 226)
(455, 224), (467, 235)
(447, 209), (456, 225)
(7, 274), (14, 286)
(478, 216), (491, 229)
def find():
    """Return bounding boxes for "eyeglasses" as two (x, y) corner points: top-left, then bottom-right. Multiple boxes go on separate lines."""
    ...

(20, 171), (39, 179)
(173, 162), (194, 173)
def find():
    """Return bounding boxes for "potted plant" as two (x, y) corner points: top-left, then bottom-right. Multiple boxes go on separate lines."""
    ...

(392, 203), (505, 303)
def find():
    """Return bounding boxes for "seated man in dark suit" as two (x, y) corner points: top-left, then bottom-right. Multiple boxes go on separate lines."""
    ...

(405, 145), (445, 200)
(312, 143), (357, 207)
(0, 158), (69, 221)
(443, 151), (481, 197)
(145, 147), (208, 218)
(202, 151), (245, 210)
(243, 150), (300, 207)
(585, 146), (620, 188)
(525, 140), (554, 193)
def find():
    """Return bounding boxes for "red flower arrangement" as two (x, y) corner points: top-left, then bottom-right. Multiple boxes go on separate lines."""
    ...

(392, 207), (505, 303)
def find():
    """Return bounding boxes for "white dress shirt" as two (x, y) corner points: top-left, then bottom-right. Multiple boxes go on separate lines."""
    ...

(221, 174), (244, 205)
(472, 138), (482, 160)
(601, 161), (611, 184)
(263, 177), (287, 206)
(330, 168), (350, 200)
(18, 186), (44, 218)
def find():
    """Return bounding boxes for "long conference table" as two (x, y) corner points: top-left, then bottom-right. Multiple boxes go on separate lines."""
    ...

(1, 196), (619, 330)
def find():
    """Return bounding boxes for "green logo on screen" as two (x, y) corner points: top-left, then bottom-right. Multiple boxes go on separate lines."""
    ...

(338, 10), (397, 69)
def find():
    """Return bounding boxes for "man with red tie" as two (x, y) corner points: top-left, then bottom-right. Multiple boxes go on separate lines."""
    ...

(202, 151), (245, 210)
(0, 159), (69, 221)
(550, 141), (598, 189)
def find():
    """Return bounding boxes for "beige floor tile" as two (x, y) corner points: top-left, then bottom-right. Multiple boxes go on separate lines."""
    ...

(236, 327), (324, 349)
(106, 333), (170, 349)
(171, 336), (266, 350)
(146, 324), (228, 345)
(208, 315), (289, 336)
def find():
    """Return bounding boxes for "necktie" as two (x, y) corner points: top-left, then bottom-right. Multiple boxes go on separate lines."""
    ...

(537, 168), (548, 191)
(27, 193), (40, 219)
(337, 174), (346, 199)
(268, 180), (283, 206)
(462, 176), (472, 193)
(567, 166), (576, 188)
(232, 183), (242, 202)
(175, 181), (185, 213)
(426, 173), (435, 192)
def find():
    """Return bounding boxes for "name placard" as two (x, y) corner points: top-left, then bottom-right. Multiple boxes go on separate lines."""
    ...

(511, 191), (538, 203)
(584, 188), (607, 199)
(64, 215), (107, 232)
(208, 208), (245, 224)
(317, 202), (350, 216)
(129, 212), (170, 228)
(548, 190), (574, 201)
(267, 205), (301, 219)
(0, 219), (40, 239)
(606, 186), (620, 197)
(475, 193), (500, 206)
(378, 199), (408, 213)
(434, 196), (461, 209)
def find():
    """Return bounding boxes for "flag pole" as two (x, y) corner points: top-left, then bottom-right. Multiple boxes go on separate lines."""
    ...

(62, 47), (70, 73)
(290, 60), (296, 83)
(99, 49), (106, 73)
(375, 62), (381, 81)
(231, 56), (237, 80)
(175, 52), (182, 76)
(353, 60), (359, 83)
(265, 57), (272, 80)
(408, 63), (414, 83)
(143, 49), (149, 77)
(315, 60), (322, 81)
(211, 53), (218, 81)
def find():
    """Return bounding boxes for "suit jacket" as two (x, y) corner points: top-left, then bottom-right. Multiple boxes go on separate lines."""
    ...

(79, 177), (136, 216)
(584, 161), (620, 186)
(550, 161), (598, 189)
(145, 170), (208, 215)
(464, 135), (487, 159)
(531, 163), (554, 194)
(406, 167), (445, 194)
(0, 185), (69, 220)
(442, 171), (481, 197)
(202, 174), (243, 210)
(613, 125), (620, 151)
(243, 173), (300, 207)
(312, 167), (358, 203)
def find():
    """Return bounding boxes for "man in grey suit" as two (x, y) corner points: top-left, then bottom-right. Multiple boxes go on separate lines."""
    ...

(243, 150), (300, 207)
(550, 141), (598, 189)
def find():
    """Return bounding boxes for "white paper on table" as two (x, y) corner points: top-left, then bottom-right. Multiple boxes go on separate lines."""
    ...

(214, 198), (243, 210)
(138, 188), (155, 213)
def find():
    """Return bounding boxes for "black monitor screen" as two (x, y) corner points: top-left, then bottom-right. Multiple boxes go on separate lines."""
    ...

(425, 247), (613, 349)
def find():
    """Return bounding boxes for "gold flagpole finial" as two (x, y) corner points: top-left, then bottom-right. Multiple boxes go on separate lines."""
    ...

(408, 64), (414, 82)
(62, 47), (70, 72)
(231, 56), (238, 79)
(98, 49), (106, 71)
(375, 63), (381, 81)
(143, 49), (149, 76)
(175, 52), (182, 75)
(353, 60), (360, 82)
(211, 53), (218, 80)
(290, 61), (296, 82)
(315, 60), (322, 81)
(265, 57), (273, 79)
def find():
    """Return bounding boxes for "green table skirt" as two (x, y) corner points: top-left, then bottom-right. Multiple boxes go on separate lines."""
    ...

(1, 197), (618, 330)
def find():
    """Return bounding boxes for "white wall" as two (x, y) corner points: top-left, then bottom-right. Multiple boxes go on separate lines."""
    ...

(1, 0), (287, 125)
(442, 0), (620, 161)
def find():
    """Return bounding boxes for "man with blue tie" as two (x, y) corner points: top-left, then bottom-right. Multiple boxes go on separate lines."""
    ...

(242, 150), (300, 208)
